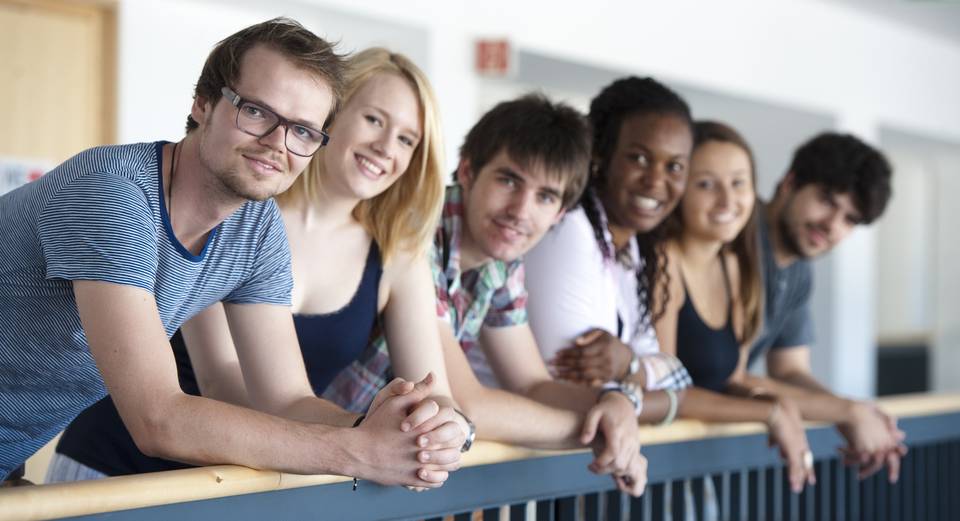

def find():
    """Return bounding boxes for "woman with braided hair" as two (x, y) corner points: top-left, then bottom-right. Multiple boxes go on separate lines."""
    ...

(525, 76), (695, 423)
(525, 79), (815, 496)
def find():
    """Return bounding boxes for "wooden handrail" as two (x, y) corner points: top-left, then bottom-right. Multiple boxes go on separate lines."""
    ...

(1, 392), (957, 521)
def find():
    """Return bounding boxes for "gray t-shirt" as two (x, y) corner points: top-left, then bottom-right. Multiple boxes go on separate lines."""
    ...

(748, 204), (815, 367)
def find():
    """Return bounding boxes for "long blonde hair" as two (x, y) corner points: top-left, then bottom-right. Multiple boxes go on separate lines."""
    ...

(278, 48), (445, 264)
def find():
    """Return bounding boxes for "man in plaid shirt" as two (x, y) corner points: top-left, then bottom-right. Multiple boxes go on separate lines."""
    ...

(327, 94), (647, 496)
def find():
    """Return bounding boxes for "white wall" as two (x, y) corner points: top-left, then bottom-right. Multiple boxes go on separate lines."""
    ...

(112, 0), (960, 398)
(877, 150), (935, 340)
(116, 0), (429, 143)
(932, 150), (960, 392)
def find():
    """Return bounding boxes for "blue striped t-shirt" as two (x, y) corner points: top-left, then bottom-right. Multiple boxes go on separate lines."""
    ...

(0, 142), (293, 478)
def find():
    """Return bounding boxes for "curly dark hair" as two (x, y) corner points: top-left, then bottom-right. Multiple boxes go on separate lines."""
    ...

(581, 76), (693, 327)
(785, 132), (893, 224)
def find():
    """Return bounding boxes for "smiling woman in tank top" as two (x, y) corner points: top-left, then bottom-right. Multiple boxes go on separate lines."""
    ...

(654, 121), (815, 493)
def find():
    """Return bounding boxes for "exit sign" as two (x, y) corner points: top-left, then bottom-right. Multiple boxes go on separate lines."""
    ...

(475, 39), (514, 77)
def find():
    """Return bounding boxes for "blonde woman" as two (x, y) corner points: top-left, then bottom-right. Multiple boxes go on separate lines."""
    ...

(49, 48), (469, 481)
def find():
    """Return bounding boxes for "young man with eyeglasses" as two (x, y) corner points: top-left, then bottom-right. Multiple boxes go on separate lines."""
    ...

(0, 18), (461, 488)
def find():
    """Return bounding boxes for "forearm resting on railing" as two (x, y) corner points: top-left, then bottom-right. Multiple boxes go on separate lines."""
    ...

(728, 373), (860, 423)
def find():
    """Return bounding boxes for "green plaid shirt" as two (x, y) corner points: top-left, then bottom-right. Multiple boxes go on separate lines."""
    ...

(322, 184), (529, 410)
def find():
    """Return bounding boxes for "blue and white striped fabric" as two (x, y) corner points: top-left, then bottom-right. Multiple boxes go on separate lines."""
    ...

(0, 142), (293, 478)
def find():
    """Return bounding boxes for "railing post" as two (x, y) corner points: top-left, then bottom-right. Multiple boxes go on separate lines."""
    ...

(710, 472), (724, 521)
(861, 472), (875, 521)
(555, 495), (576, 521)
(747, 468), (761, 521)
(670, 480), (684, 521)
(690, 476), (704, 521)
(510, 502), (529, 521)
(765, 466), (778, 521)
(536, 499), (554, 521)
(888, 462), (901, 521)
(628, 490), (644, 521)
(650, 483), (665, 521)
(583, 491), (600, 521)
(952, 441), (960, 521)
(605, 489), (626, 521)
(847, 459), (860, 521)
(938, 442), (950, 520)
(900, 448), (913, 521)
(729, 469), (743, 521)
(814, 460), (827, 521)
(916, 444), (926, 521)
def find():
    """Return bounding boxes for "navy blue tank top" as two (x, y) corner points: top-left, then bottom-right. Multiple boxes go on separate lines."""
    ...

(674, 257), (740, 393)
(56, 242), (383, 476)
(296, 241), (382, 393)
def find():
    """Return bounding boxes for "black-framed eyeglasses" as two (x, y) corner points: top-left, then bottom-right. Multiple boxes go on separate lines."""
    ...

(221, 86), (330, 157)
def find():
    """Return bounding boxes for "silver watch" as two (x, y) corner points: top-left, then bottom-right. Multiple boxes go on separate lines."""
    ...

(600, 381), (644, 416)
(455, 409), (476, 452)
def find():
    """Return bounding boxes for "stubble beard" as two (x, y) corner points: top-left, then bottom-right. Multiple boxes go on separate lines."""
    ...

(777, 196), (812, 260)
(197, 138), (281, 204)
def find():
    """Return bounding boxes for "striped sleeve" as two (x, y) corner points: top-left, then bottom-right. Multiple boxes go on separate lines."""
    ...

(37, 172), (158, 292)
(224, 202), (292, 305)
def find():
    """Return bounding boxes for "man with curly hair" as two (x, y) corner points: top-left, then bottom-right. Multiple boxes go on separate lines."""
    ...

(744, 133), (905, 482)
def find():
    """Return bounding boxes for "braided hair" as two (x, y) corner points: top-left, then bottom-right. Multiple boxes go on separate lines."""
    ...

(582, 76), (693, 327)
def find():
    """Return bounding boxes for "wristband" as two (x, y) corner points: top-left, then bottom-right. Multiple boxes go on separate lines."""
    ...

(600, 381), (643, 416)
(657, 388), (679, 426)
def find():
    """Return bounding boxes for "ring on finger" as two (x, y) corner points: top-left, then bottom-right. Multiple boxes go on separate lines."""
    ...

(803, 450), (814, 470)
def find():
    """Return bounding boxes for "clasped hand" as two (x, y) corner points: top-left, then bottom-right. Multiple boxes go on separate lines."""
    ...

(837, 402), (907, 483)
(355, 373), (467, 489)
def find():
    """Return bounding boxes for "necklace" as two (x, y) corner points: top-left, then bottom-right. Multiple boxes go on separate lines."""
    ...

(168, 141), (179, 227)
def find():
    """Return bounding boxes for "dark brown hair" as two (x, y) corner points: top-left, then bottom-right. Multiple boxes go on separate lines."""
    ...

(460, 93), (591, 210)
(185, 17), (345, 133)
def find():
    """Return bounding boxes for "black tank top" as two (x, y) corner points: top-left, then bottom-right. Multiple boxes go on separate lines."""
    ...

(674, 257), (740, 393)
(56, 242), (383, 476)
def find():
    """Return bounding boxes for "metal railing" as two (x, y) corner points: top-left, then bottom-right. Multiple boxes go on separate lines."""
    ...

(1, 393), (958, 521)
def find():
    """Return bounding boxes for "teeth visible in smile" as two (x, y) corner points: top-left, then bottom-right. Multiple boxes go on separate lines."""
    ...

(255, 159), (276, 171)
(634, 196), (661, 210)
(712, 212), (735, 223)
(358, 156), (384, 176)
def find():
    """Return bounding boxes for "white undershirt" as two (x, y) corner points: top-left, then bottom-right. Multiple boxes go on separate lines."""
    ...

(525, 207), (660, 366)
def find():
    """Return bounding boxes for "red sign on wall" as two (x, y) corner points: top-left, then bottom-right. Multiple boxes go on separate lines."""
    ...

(475, 39), (513, 77)
(1, 157), (52, 196)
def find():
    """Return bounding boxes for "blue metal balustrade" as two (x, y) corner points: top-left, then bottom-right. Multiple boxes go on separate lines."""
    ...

(2, 394), (958, 521)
